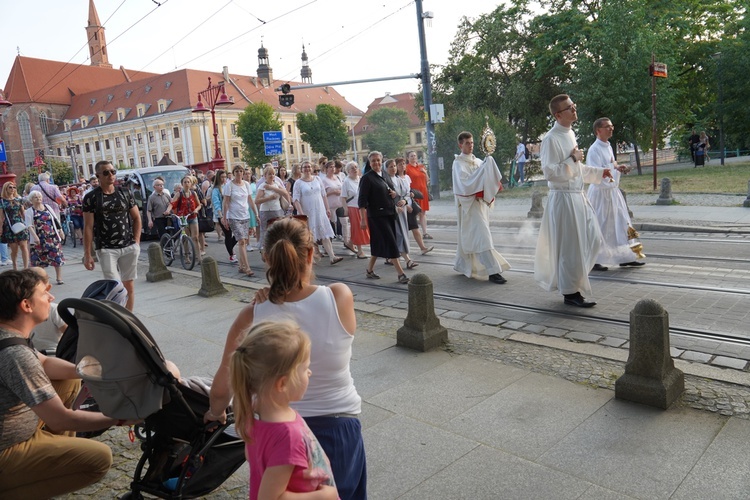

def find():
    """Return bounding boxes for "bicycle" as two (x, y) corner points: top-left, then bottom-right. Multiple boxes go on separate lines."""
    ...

(159, 215), (196, 270)
(60, 208), (76, 248)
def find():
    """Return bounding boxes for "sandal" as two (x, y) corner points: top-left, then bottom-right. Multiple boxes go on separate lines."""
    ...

(384, 259), (393, 265)
(343, 242), (356, 253)
(406, 260), (419, 270)
(421, 246), (434, 255)
(397, 273), (410, 284)
(366, 269), (380, 279)
(356, 253), (368, 259)
(423, 233), (433, 240)
(245, 269), (255, 277)
(331, 256), (344, 265)
(56, 280), (64, 285)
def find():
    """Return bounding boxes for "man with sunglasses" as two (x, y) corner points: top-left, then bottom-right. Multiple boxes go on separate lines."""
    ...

(534, 95), (612, 308)
(82, 161), (141, 311)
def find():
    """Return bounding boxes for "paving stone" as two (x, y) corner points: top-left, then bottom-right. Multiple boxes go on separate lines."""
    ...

(541, 327), (568, 338)
(522, 324), (546, 334)
(379, 299), (400, 307)
(681, 351), (713, 363)
(711, 356), (748, 370)
(670, 347), (685, 358)
(566, 331), (603, 343)
(479, 317), (505, 326)
(503, 320), (527, 330)
(442, 310), (467, 320)
(599, 337), (627, 348)
(462, 313), (486, 322)
(434, 308), (448, 316)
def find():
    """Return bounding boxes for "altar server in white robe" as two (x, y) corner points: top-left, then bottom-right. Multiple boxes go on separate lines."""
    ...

(452, 131), (510, 284)
(534, 95), (612, 307)
(586, 117), (645, 270)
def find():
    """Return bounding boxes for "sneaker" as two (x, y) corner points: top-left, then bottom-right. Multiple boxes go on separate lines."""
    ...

(0, 260), (10, 266)
(229, 254), (238, 263)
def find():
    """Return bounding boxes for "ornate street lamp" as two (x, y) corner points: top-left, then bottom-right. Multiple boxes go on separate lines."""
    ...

(192, 78), (233, 170)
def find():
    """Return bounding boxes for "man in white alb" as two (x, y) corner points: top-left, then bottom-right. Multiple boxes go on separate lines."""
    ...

(586, 117), (645, 270)
(452, 131), (510, 284)
(534, 95), (612, 307)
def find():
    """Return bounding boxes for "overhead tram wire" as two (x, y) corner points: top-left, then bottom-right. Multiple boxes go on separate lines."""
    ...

(32, 0), (168, 103)
(31, 0), (133, 101)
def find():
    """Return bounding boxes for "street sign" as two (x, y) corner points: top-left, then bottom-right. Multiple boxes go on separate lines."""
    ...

(264, 142), (283, 156)
(0, 141), (6, 162)
(263, 131), (283, 143)
(650, 62), (668, 78)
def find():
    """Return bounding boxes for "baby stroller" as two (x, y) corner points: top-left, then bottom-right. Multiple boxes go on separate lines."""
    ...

(57, 298), (246, 499)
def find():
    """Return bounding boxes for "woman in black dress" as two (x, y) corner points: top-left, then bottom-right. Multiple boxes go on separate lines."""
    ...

(357, 151), (409, 284)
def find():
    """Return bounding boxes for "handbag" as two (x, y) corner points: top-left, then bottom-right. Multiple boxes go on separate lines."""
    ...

(5, 209), (26, 234)
(280, 196), (290, 212)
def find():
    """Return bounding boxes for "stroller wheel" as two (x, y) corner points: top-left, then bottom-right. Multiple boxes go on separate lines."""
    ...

(134, 423), (148, 441)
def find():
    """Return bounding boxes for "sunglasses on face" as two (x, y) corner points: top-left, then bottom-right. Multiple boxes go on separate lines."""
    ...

(99, 169), (117, 177)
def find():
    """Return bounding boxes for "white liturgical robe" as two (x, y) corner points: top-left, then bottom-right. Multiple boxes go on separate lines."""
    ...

(452, 154), (510, 279)
(586, 138), (637, 264)
(534, 123), (605, 296)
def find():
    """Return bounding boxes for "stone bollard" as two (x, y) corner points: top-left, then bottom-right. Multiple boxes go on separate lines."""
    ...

(655, 177), (674, 205)
(620, 188), (634, 219)
(527, 190), (544, 218)
(397, 273), (447, 351)
(743, 180), (750, 207)
(198, 256), (228, 297)
(146, 242), (172, 282)
(615, 299), (684, 409)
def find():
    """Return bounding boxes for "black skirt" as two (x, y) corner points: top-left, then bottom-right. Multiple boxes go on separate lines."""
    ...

(367, 215), (400, 258)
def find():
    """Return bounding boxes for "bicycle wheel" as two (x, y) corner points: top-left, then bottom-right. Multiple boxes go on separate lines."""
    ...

(69, 221), (77, 248)
(160, 233), (174, 266)
(179, 235), (196, 270)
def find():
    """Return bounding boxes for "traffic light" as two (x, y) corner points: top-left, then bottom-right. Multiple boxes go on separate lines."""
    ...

(279, 84), (294, 107)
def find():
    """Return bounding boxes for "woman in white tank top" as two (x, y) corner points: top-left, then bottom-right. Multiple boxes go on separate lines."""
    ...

(206, 217), (367, 499)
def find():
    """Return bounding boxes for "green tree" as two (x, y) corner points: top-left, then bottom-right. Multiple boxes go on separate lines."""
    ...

(19, 159), (75, 187)
(236, 102), (283, 167)
(296, 104), (349, 159)
(362, 107), (411, 158)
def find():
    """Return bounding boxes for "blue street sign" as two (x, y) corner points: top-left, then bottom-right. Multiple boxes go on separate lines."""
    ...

(264, 142), (283, 156)
(0, 141), (6, 162)
(262, 131), (283, 143)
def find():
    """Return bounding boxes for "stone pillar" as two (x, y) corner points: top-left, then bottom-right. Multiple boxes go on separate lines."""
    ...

(198, 256), (227, 297)
(397, 273), (447, 351)
(620, 188), (634, 219)
(743, 180), (750, 207)
(615, 299), (684, 409)
(655, 177), (674, 205)
(146, 242), (172, 282)
(527, 190), (544, 219)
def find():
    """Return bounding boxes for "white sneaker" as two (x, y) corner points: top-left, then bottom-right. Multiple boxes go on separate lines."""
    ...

(229, 255), (238, 263)
(0, 260), (10, 266)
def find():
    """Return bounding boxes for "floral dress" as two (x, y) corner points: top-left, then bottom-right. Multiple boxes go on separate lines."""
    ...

(1, 198), (30, 244)
(28, 207), (64, 268)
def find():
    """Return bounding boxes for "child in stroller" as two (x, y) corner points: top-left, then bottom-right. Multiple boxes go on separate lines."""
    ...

(57, 297), (246, 499)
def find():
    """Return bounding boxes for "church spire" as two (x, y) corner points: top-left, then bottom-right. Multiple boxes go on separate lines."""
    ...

(301, 44), (312, 84)
(256, 41), (273, 87)
(87, 0), (112, 68)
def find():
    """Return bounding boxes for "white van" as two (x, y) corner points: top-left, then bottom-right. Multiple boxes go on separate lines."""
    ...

(115, 165), (188, 237)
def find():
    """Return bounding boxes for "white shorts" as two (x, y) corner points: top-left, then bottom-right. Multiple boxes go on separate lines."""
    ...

(96, 243), (140, 282)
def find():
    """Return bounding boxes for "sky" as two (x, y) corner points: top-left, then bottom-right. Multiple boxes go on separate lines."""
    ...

(1, 0), (502, 112)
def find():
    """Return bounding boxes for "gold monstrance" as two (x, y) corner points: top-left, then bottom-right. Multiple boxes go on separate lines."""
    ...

(481, 116), (496, 157)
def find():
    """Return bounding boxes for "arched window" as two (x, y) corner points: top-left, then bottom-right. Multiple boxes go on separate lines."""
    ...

(17, 111), (34, 166)
(39, 112), (49, 134)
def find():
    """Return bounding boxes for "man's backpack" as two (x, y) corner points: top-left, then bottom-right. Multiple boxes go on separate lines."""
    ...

(525, 146), (531, 160)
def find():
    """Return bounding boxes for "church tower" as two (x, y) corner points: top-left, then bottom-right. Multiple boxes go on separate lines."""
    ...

(301, 44), (312, 84)
(87, 0), (112, 68)
(257, 43), (273, 87)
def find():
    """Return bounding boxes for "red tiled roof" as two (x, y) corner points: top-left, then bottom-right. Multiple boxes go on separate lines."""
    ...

(353, 92), (421, 135)
(3, 56), (157, 106)
(56, 68), (364, 133)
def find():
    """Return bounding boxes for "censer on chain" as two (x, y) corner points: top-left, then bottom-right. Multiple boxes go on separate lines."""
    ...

(627, 226), (646, 259)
